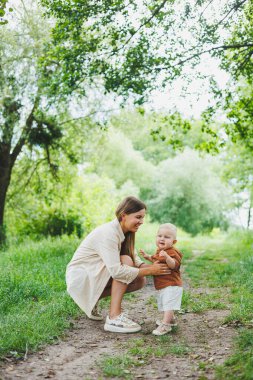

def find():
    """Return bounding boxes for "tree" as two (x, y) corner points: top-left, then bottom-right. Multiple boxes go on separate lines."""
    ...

(6, 156), (123, 239)
(144, 149), (230, 235)
(0, 1), (102, 244)
(87, 126), (155, 189)
(40, 0), (252, 104)
(110, 110), (192, 162)
(0, 1), (68, 243)
(222, 143), (253, 228)
(203, 0), (253, 152)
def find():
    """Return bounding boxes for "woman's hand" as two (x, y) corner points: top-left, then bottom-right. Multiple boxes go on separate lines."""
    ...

(150, 263), (171, 275)
(138, 263), (171, 278)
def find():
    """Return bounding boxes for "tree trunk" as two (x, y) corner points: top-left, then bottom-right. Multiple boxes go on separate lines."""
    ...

(247, 201), (251, 230)
(0, 97), (39, 246)
(0, 143), (12, 245)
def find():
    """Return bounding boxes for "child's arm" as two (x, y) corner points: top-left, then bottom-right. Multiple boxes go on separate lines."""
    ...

(139, 249), (155, 263)
(159, 250), (176, 269)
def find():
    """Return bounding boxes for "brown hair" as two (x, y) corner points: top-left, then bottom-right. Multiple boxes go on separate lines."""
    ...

(115, 196), (147, 262)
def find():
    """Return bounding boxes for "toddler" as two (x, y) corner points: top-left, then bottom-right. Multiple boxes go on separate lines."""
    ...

(140, 223), (183, 335)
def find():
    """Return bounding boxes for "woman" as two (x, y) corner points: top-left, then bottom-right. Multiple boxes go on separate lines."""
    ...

(66, 196), (171, 333)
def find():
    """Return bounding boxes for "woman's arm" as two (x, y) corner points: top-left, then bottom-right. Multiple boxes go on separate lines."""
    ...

(138, 262), (171, 277)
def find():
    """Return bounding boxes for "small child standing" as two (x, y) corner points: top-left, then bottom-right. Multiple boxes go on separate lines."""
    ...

(140, 223), (183, 336)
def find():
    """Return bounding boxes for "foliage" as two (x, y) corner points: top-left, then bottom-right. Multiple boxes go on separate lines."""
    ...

(38, 0), (253, 172)
(0, 1), (61, 243)
(110, 110), (193, 161)
(5, 155), (123, 239)
(220, 0), (253, 86)
(224, 84), (253, 152)
(202, 1), (253, 154)
(109, 110), (175, 164)
(0, 0), (13, 25)
(221, 142), (253, 228)
(0, 1), (111, 244)
(39, 0), (251, 105)
(220, 0), (253, 159)
(143, 149), (230, 235)
(87, 126), (155, 188)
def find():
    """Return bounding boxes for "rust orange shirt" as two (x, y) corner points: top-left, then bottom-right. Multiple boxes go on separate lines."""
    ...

(151, 247), (183, 290)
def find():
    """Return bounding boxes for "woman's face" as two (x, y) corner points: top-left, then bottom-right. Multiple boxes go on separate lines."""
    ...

(120, 209), (146, 233)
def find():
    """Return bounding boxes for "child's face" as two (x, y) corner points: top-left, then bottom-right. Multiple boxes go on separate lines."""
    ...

(156, 227), (176, 250)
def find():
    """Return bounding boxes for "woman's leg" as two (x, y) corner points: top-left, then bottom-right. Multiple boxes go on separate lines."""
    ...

(99, 255), (146, 318)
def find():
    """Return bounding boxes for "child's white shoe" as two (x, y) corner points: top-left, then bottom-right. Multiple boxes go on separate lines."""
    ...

(152, 322), (172, 336)
(156, 318), (177, 327)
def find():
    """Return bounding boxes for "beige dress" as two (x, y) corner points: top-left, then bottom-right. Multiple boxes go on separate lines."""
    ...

(66, 218), (143, 317)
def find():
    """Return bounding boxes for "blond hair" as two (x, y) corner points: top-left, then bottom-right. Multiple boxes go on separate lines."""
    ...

(159, 223), (177, 239)
(116, 196), (146, 261)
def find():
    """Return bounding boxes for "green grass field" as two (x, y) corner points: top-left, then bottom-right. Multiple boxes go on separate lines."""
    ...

(0, 236), (82, 357)
(0, 226), (253, 379)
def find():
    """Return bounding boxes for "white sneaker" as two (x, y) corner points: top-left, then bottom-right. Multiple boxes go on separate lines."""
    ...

(104, 313), (141, 333)
(89, 302), (103, 321)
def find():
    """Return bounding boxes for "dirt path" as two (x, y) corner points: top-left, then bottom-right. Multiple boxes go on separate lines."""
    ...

(0, 264), (237, 380)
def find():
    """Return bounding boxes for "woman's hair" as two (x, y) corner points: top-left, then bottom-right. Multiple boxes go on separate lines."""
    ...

(115, 196), (146, 262)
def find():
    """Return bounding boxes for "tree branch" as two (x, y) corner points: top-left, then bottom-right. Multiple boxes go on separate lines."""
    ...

(58, 107), (120, 126)
(234, 49), (253, 76)
(7, 158), (47, 202)
(216, 0), (248, 27)
(158, 43), (253, 71)
(110, 0), (169, 55)
(198, 0), (216, 21)
(10, 96), (40, 167)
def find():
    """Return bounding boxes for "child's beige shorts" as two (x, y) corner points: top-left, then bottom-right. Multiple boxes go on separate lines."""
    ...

(156, 286), (183, 311)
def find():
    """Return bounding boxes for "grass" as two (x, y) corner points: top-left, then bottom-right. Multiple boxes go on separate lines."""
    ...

(1, 225), (253, 379)
(98, 336), (191, 379)
(216, 329), (253, 380)
(0, 235), (82, 358)
(179, 230), (253, 380)
(181, 230), (253, 324)
(140, 228), (253, 380)
(181, 290), (227, 313)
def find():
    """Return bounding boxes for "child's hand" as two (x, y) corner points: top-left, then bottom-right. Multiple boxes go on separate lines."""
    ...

(159, 250), (169, 258)
(139, 249), (148, 259)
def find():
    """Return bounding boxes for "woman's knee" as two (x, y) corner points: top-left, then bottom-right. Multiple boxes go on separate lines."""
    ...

(120, 255), (134, 266)
(138, 276), (147, 289)
(128, 276), (146, 292)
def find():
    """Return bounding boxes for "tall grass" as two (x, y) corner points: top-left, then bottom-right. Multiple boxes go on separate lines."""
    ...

(0, 236), (81, 357)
